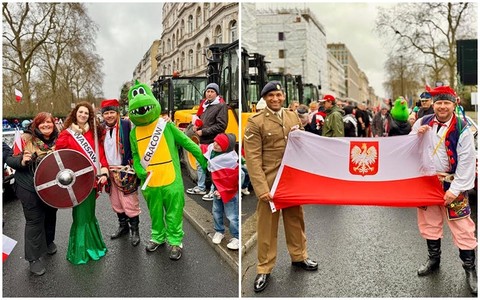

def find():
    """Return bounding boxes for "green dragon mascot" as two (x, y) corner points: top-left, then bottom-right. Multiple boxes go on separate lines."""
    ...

(128, 80), (207, 260)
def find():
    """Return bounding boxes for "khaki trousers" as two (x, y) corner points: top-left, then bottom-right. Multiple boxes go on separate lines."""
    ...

(256, 200), (308, 274)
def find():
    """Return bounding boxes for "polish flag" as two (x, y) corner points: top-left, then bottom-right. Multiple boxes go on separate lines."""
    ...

(270, 131), (444, 211)
(204, 144), (239, 203)
(14, 89), (22, 102)
(2, 234), (17, 262)
(13, 129), (25, 155)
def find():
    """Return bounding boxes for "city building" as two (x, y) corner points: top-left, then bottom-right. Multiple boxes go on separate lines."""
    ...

(156, 2), (238, 78)
(132, 40), (160, 85)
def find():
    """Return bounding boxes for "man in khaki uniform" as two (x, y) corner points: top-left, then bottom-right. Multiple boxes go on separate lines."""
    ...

(244, 81), (318, 293)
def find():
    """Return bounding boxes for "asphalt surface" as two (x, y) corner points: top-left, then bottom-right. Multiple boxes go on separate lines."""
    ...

(241, 204), (478, 297)
(2, 176), (239, 297)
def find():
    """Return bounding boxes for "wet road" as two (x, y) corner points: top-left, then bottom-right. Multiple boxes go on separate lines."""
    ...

(241, 204), (477, 297)
(2, 188), (238, 297)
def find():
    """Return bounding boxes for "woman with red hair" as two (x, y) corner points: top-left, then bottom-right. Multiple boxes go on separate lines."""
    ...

(6, 112), (59, 276)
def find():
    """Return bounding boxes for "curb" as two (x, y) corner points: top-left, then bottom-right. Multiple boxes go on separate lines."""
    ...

(183, 195), (239, 273)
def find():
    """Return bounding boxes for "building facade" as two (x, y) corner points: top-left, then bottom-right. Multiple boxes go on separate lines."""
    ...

(157, 2), (238, 78)
(132, 40), (160, 85)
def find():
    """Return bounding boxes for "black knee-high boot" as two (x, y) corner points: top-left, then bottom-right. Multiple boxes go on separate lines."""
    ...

(129, 216), (140, 246)
(111, 212), (129, 239)
(417, 239), (441, 276)
(460, 249), (477, 295)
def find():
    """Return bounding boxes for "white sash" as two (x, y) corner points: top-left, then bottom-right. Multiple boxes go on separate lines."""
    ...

(140, 118), (167, 169)
(67, 128), (98, 172)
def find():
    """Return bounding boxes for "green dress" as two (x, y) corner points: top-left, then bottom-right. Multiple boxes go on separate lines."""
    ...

(66, 189), (107, 264)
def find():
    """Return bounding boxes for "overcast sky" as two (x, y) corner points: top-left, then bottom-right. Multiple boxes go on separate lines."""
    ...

(85, 3), (163, 99)
(87, 2), (392, 99)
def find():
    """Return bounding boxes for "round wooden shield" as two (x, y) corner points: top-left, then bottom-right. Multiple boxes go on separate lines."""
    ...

(34, 149), (95, 208)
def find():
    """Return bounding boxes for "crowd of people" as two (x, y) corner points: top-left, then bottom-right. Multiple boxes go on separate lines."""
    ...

(244, 81), (477, 295)
(3, 80), (476, 296)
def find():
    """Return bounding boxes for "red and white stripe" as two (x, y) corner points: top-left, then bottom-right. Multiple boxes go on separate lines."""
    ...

(271, 130), (444, 211)
(14, 88), (22, 102)
(204, 144), (239, 203)
(13, 129), (25, 155)
(2, 234), (17, 262)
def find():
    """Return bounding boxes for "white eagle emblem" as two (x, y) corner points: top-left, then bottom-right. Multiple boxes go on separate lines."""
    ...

(350, 143), (377, 174)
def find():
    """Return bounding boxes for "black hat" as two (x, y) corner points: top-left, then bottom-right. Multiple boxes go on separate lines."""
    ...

(260, 81), (282, 97)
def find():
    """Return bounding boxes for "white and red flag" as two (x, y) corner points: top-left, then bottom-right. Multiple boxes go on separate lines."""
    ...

(270, 130), (444, 211)
(2, 234), (17, 262)
(204, 144), (239, 203)
(13, 129), (25, 155)
(14, 89), (22, 102)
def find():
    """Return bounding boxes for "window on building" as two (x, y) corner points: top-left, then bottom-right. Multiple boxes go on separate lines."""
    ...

(180, 20), (184, 38)
(278, 32), (285, 41)
(188, 15), (193, 34)
(229, 20), (237, 42)
(279, 49), (286, 59)
(204, 3), (210, 20)
(173, 34), (176, 48)
(196, 43), (202, 67)
(188, 49), (194, 70)
(181, 52), (185, 71)
(214, 25), (222, 44)
(167, 38), (171, 52)
(196, 7), (202, 28)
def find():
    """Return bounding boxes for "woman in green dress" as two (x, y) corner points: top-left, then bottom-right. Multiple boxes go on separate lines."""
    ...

(56, 101), (109, 264)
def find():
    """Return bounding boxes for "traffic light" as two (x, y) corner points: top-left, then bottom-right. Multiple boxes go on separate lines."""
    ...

(457, 39), (477, 86)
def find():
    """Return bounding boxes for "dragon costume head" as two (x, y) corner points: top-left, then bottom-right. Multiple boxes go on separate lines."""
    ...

(391, 97), (409, 122)
(128, 80), (161, 126)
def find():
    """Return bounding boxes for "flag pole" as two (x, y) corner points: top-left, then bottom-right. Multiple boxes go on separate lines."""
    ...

(91, 103), (102, 173)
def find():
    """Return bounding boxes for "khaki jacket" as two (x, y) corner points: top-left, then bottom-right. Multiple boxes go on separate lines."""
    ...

(243, 108), (302, 198)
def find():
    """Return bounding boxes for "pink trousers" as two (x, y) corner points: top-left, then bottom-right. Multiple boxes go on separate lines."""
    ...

(109, 184), (141, 218)
(417, 205), (477, 250)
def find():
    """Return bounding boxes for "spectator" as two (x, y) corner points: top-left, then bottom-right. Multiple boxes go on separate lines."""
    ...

(187, 83), (228, 201)
(355, 102), (370, 137)
(288, 100), (299, 112)
(319, 94), (344, 137)
(206, 133), (239, 251)
(388, 98), (412, 136)
(417, 92), (434, 118)
(371, 102), (390, 137)
(343, 105), (358, 137)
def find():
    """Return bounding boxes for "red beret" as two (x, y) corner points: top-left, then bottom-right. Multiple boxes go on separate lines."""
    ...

(214, 133), (229, 152)
(101, 99), (119, 113)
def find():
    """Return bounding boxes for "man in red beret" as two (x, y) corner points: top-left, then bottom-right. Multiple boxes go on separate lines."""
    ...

(319, 94), (344, 137)
(411, 85), (477, 294)
(101, 99), (141, 246)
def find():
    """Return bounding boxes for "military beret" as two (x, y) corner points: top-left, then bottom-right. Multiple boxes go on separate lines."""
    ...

(260, 81), (283, 97)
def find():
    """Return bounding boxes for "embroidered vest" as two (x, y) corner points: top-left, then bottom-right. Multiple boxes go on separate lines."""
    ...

(421, 114), (467, 173)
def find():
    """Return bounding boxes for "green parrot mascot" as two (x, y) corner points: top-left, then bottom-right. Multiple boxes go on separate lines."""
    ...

(128, 80), (207, 260)
(388, 97), (412, 136)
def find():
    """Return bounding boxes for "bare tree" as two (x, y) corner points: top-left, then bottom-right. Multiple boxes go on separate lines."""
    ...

(375, 3), (477, 91)
(3, 3), (57, 115)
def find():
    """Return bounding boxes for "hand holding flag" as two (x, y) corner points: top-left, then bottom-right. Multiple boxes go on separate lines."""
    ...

(13, 129), (25, 155)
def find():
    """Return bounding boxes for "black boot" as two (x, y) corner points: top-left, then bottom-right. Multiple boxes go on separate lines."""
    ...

(460, 249), (478, 295)
(129, 216), (140, 246)
(417, 239), (441, 276)
(111, 213), (129, 239)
